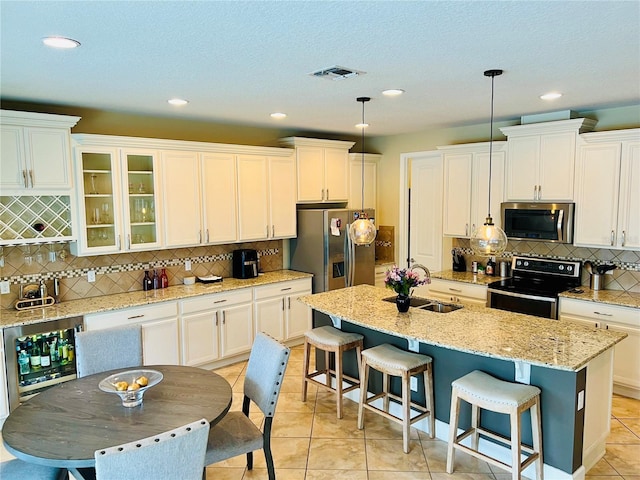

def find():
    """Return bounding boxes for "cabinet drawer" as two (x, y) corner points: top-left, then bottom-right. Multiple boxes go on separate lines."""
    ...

(560, 298), (639, 327)
(85, 302), (178, 330)
(429, 279), (487, 301)
(180, 289), (253, 314)
(254, 279), (312, 300)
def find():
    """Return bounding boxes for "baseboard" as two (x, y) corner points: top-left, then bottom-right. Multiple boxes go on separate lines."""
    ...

(333, 380), (578, 480)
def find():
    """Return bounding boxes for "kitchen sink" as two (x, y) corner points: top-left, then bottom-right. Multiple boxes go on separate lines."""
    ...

(420, 302), (462, 313)
(382, 296), (462, 313)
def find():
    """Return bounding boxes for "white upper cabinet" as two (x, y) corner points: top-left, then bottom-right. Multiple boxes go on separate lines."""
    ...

(236, 154), (296, 241)
(201, 153), (238, 244)
(1, 110), (80, 192)
(574, 129), (640, 249)
(501, 118), (596, 201)
(161, 150), (202, 248)
(71, 136), (162, 256)
(280, 137), (354, 203)
(348, 153), (379, 211)
(440, 142), (505, 238)
(268, 156), (297, 238)
(237, 155), (270, 241)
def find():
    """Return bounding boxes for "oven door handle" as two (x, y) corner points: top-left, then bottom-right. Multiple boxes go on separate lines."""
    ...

(487, 288), (557, 303)
(556, 209), (564, 241)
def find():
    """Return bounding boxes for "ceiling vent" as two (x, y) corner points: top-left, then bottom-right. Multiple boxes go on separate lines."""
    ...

(309, 65), (365, 81)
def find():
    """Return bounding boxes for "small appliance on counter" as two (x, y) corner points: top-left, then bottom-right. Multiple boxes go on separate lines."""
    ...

(232, 249), (259, 279)
(452, 249), (466, 272)
(15, 281), (56, 310)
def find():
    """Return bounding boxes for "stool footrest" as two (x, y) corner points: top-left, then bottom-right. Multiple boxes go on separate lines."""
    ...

(363, 395), (430, 423)
(305, 370), (360, 394)
(472, 427), (536, 455)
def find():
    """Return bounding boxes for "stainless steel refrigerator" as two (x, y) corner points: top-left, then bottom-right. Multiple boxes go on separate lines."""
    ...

(290, 209), (376, 293)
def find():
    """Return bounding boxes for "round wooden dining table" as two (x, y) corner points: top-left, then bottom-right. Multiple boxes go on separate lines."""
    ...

(2, 365), (232, 469)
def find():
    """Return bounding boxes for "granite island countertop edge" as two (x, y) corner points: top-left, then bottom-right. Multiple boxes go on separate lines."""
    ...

(299, 284), (627, 373)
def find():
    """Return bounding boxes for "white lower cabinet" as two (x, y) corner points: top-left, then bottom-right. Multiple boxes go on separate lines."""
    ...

(179, 289), (253, 367)
(560, 297), (640, 398)
(84, 302), (180, 366)
(427, 278), (487, 306)
(253, 279), (312, 342)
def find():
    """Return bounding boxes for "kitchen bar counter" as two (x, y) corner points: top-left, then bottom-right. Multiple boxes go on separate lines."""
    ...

(0, 270), (312, 329)
(299, 284), (625, 372)
(300, 284), (623, 476)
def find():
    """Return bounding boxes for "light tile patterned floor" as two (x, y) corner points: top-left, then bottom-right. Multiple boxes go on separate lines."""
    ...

(1, 344), (637, 479)
(206, 345), (640, 480)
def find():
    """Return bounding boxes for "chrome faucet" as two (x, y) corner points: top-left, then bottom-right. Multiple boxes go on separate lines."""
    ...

(410, 263), (431, 283)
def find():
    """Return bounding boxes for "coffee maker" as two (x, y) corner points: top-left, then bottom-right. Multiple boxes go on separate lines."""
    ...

(232, 249), (259, 279)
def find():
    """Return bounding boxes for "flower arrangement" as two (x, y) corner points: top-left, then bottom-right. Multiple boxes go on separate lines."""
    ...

(384, 265), (430, 296)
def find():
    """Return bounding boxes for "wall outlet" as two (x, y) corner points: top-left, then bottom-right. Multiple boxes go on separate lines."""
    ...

(185, 260), (192, 271)
(410, 376), (418, 392)
(0, 280), (10, 294)
(87, 270), (96, 283)
(577, 390), (585, 411)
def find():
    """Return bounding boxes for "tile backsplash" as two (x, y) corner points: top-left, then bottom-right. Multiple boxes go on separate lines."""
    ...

(0, 240), (283, 309)
(452, 238), (640, 293)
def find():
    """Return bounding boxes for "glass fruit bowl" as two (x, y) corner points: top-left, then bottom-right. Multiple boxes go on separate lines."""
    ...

(99, 369), (163, 407)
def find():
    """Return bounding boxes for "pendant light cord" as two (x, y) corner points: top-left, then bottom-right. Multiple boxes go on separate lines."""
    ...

(361, 99), (365, 213)
(487, 73), (494, 218)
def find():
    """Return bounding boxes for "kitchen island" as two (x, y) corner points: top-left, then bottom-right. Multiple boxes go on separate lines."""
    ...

(298, 284), (627, 479)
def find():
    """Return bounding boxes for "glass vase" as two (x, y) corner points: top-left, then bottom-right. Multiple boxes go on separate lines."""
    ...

(396, 294), (411, 313)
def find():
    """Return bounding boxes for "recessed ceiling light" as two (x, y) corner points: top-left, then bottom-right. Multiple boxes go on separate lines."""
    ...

(540, 92), (562, 100)
(270, 112), (287, 119)
(168, 98), (189, 106)
(382, 89), (405, 96)
(42, 36), (80, 49)
(355, 122), (369, 129)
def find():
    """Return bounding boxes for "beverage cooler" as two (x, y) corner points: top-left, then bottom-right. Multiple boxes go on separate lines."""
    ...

(3, 316), (83, 411)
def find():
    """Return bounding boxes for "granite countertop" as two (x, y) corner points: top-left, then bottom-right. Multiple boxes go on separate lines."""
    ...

(431, 270), (507, 286)
(0, 270), (312, 329)
(299, 284), (627, 372)
(559, 287), (640, 309)
(433, 270), (640, 309)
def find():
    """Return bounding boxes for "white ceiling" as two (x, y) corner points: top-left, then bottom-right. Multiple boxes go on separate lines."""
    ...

(1, 1), (639, 137)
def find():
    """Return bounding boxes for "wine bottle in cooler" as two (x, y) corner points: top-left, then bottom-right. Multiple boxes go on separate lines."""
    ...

(30, 336), (41, 369)
(41, 338), (51, 368)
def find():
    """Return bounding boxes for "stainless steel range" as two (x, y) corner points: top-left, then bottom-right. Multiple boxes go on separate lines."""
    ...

(487, 256), (582, 319)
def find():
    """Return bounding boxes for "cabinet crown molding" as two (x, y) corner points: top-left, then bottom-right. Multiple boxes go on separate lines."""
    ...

(500, 118), (597, 136)
(279, 136), (355, 149)
(437, 141), (506, 152)
(0, 109), (80, 128)
(71, 133), (293, 157)
(579, 128), (640, 143)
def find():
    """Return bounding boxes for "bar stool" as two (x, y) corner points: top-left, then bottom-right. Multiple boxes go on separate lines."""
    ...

(446, 370), (543, 480)
(357, 343), (435, 453)
(301, 326), (364, 419)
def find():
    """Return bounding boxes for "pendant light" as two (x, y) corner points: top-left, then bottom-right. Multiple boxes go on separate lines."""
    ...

(470, 69), (508, 257)
(348, 96), (377, 245)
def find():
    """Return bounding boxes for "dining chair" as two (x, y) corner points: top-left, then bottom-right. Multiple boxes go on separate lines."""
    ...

(204, 332), (290, 480)
(0, 459), (66, 480)
(75, 324), (143, 377)
(69, 418), (210, 480)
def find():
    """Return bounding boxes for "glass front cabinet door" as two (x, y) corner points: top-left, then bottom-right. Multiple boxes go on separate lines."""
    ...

(72, 146), (161, 256)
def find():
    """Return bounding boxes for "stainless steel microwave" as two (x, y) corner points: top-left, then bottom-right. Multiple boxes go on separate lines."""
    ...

(501, 202), (575, 243)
